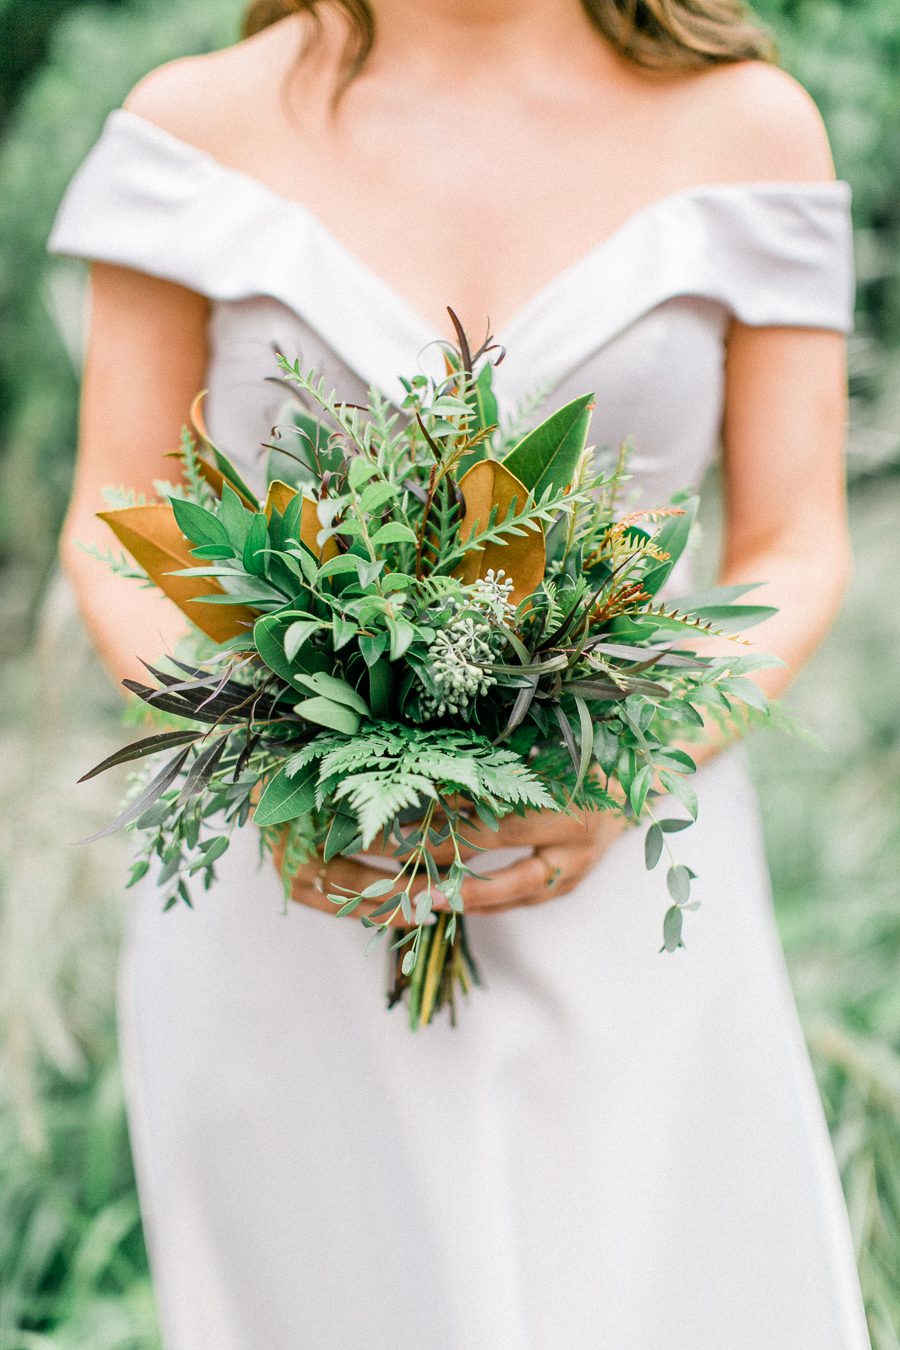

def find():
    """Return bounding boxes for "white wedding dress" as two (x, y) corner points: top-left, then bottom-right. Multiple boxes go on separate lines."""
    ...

(49, 108), (870, 1350)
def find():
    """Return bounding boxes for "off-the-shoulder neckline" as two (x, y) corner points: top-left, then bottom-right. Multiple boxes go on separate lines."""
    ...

(106, 106), (852, 345)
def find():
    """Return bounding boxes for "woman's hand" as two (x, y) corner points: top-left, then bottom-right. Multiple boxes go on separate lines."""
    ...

(272, 807), (631, 926)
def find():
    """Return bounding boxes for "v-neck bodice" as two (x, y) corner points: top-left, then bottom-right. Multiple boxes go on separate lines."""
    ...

(48, 106), (855, 518)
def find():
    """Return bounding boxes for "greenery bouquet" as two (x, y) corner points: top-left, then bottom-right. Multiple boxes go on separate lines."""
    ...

(82, 317), (775, 1028)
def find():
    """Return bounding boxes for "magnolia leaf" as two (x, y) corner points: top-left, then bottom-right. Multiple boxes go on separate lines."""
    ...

(501, 393), (593, 497)
(264, 479), (298, 519)
(254, 761), (318, 827)
(98, 505), (255, 642)
(456, 459), (545, 603)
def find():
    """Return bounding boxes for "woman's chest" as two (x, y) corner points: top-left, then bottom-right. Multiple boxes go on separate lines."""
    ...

(203, 292), (730, 507)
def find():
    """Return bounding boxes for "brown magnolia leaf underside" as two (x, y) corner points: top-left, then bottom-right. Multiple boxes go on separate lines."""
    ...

(264, 479), (298, 519)
(456, 460), (545, 603)
(98, 504), (256, 643)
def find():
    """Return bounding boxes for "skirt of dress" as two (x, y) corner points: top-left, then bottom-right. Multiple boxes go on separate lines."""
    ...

(117, 747), (870, 1350)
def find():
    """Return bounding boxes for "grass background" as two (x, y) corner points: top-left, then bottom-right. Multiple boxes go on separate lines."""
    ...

(0, 1), (898, 1345)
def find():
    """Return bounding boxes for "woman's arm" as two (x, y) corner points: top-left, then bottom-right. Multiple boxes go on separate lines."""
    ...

(678, 321), (850, 775)
(60, 262), (209, 686)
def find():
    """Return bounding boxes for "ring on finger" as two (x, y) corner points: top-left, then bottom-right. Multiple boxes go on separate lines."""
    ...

(536, 851), (563, 889)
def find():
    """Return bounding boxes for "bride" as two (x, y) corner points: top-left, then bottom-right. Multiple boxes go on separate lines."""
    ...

(50, 1), (870, 1346)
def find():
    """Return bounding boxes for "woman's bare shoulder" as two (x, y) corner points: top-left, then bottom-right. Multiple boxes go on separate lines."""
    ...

(121, 14), (308, 155)
(683, 60), (836, 184)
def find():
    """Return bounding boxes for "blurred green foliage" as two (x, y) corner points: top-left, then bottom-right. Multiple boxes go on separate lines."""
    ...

(0, 1), (897, 1347)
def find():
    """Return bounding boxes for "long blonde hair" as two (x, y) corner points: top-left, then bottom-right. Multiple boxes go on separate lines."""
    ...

(243, 0), (775, 86)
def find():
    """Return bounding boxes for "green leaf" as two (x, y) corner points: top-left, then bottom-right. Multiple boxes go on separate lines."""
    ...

(661, 904), (685, 953)
(630, 762), (653, 816)
(688, 604), (777, 631)
(666, 864), (692, 905)
(323, 808), (361, 862)
(573, 692), (594, 795)
(284, 619), (325, 662)
(641, 497), (698, 597)
(348, 456), (379, 490)
(359, 481), (398, 513)
(718, 677), (769, 712)
(371, 521), (418, 547)
(189, 543), (234, 560)
(254, 612), (299, 682)
(652, 748), (697, 775)
(201, 835), (230, 864)
(293, 696), (361, 734)
(254, 761), (318, 826)
(332, 614), (358, 649)
(386, 615), (416, 660)
(220, 484), (251, 553)
(359, 632), (389, 667)
(171, 498), (230, 550)
(659, 817), (693, 833)
(318, 554), (363, 580)
(501, 393), (593, 496)
(242, 512), (269, 575)
(644, 822), (664, 869)
(658, 771), (698, 820)
(471, 361), (498, 433)
(668, 583), (762, 608)
(294, 672), (370, 716)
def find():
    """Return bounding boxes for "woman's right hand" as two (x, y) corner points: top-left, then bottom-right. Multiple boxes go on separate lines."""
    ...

(272, 804), (630, 925)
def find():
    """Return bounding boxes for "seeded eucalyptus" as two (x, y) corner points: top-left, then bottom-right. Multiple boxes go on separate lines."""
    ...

(81, 318), (777, 1029)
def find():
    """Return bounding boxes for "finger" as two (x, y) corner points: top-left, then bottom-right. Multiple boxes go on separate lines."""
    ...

(488, 809), (614, 848)
(454, 853), (551, 912)
(384, 807), (610, 867)
(293, 853), (421, 899)
(462, 842), (601, 914)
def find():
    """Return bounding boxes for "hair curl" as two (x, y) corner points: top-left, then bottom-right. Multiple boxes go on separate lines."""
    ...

(243, 0), (775, 85)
